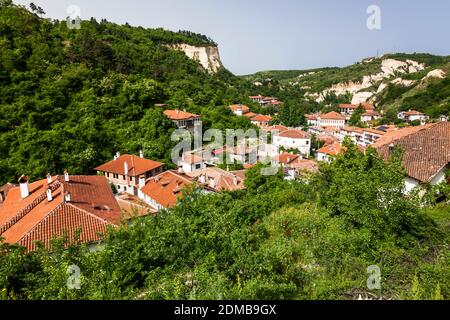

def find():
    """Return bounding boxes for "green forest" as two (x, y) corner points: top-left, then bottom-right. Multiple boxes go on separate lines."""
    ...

(1, 141), (449, 300)
(0, 1), (254, 184)
(0, 2), (449, 300)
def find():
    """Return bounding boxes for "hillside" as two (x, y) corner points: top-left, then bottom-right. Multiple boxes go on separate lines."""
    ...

(243, 53), (450, 118)
(0, 2), (253, 184)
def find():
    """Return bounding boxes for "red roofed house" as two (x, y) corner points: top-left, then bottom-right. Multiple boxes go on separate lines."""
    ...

(361, 110), (381, 123)
(249, 95), (264, 104)
(95, 152), (164, 196)
(317, 112), (346, 128)
(229, 104), (250, 116)
(375, 121), (449, 193)
(250, 114), (272, 128)
(163, 109), (202, 132)
(397, 110), (429, 123)
(339, 103), (375, 116)
(139, 170), (195, 210)
(186, 167), (246, 192)
(316, 142), (342, 163)
(273, 129), (311, 156)
(179, 153), (207, 173)
(0, 173), (122, 252)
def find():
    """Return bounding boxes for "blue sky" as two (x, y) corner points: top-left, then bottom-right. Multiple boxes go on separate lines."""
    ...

(14, 0), (450, 75)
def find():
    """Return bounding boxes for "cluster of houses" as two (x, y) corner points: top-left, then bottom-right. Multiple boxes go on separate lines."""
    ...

(229, 104), (273, 127)
(0, 103), (448, 252)
(249, 95), (282, 108)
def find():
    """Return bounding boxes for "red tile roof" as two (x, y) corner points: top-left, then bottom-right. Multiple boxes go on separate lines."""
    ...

(140, 170), (193, 209)
(278, 129), (311, 139)
(243, 112), (257, 118)
(95, 154), (163, 177)
(275, 153), (299, 165)
(163, 109), (200, 120)
(0, 175), (122, 251)
(317, 142), (342, 156)
(229, 104), (250, 114)
(289, 158), (319, 173)
(375, 122), (450, 182)
(403, 110), (424, 116)
(372, 124), (434, 148)
(250, 114), (272, 122)
(320, 111), (346, 121)
(186, 167), (246, 192)
(182, 153), (204, 164)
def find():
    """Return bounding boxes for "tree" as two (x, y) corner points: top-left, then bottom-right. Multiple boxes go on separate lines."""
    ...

(348, 106), (364, 126)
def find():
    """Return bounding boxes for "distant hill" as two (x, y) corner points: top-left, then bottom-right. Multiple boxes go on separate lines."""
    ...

(242, 53), (450, 117)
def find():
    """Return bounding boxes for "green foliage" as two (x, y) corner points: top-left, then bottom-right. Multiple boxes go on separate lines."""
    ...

(0, 3), (253, 184)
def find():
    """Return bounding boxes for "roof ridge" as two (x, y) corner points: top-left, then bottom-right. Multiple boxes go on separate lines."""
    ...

(16, 200), (66, 245)
(0, 180), (61, 235)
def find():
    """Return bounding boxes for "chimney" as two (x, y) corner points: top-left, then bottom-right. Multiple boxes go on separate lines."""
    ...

(46, 173), (52, 184)
(233, 175), (238, 186)
(388, 143), (395, 153)
(46, 189), (53, 202)
(178, 167), (184, 174)
(139, 175), (146, 188)
(18, 175), (29, 199)
(139, 150), (144, 158)
(64, 170), (69, 182)
(124, 162), (129, 176)
(64, 192), (71, 203)
(199, 174), (206, 184)
(116, 152), (121, 159)
(210, 179), (216, 189)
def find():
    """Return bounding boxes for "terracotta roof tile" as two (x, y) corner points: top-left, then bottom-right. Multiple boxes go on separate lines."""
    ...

(375, 122), (450, 182)
(0, 175), (122, 251)
(278, 129), (311, 139)
(163, 109), (200, 120)
(95, 154), (163, 177)
(320, 111), (346, 121)
(140, 171), (193, 208)
(317, 142), (342, 156)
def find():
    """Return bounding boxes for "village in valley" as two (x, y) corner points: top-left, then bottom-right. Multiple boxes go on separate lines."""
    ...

(0, 91), (448, 252)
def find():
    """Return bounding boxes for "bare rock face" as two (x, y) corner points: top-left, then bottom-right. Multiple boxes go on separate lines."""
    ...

(308, 59), (426, 104)
(424, 69), (445, 79)
(169, 43), (223, 73)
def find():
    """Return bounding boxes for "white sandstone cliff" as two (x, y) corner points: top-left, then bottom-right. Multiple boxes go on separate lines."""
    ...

(169, 43), (223, 73)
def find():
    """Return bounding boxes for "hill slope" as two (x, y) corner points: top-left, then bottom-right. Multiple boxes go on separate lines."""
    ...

(243, 53), (450, 117)
(0, 2), (253, 184)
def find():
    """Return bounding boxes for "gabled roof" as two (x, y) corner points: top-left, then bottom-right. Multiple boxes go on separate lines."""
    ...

(317, 142), (342, 156)
(375, 122), (450, 183)
(278, 129), (311, 139)
(275, 153), (299, 165)
(250, 114), (272, 122)
(403, 110), (425, 116)
(95, 154), (164, 177)
(243, 112), (257, 118)
(288, 158), (319, 173)
(186, 167), (246, 192)
(320, 111), (346, 121)
(163, 109), (200, 120)
(140, 170), (193, 209)
(229, 104), (250, 114)
(0, 175), (122, 251)
(182, 153), (204, 164)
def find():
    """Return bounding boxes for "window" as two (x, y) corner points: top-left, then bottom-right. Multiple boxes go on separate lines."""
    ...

(196, 164), (202, 169)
